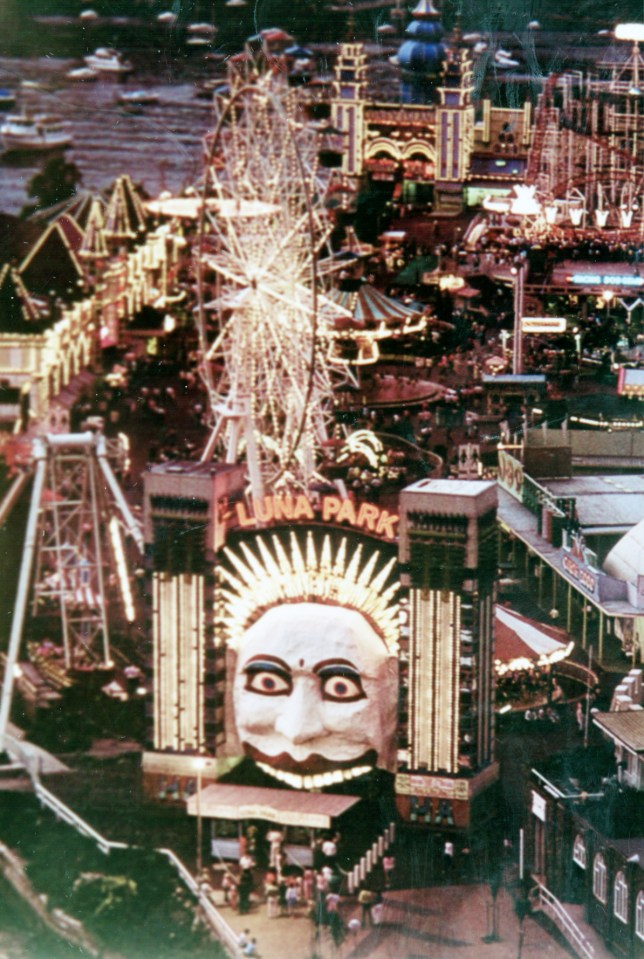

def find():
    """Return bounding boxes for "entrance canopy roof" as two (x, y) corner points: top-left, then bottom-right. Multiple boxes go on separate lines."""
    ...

(186, 783), (361, 829)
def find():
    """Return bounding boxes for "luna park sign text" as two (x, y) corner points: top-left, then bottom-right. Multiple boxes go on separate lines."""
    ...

(234, 494), (399, 541)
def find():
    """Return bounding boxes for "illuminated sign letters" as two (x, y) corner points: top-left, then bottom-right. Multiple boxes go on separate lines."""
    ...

(562, 552), (597, 595)
(234, 494), (399, 540)
(569, 273), (643, 287)
(521, 317), (567, 333)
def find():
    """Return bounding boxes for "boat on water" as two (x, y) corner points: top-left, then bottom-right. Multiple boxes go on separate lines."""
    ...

(187, 22), (217, 35)
(0, 112), (72, 153)
(0, 88), (16, 110)
(83, 47), (133, 75)
(117, 89), (159, 106)
(66, 66), (98, 82)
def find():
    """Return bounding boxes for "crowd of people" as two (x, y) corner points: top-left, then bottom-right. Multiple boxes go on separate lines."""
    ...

(209, 829), (399, 955)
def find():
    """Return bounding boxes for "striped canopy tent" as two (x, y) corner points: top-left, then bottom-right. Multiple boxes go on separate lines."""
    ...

(329, 283), (422, 331)
(494, 605), (574, 675)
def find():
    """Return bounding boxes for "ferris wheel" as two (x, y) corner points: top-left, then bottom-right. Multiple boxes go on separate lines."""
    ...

(195, 73), (349, 500)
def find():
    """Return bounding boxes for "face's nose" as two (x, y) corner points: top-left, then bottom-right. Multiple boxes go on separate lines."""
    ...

(275, 681), (325, 745)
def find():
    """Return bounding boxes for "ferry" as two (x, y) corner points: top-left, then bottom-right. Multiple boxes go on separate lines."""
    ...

(83, 47), (133, 75)
(0, 113), (72, 153)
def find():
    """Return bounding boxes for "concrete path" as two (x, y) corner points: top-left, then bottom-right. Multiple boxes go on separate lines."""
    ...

(220, 882), (581, 959)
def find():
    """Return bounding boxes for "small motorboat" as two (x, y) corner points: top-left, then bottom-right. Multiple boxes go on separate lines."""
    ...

(187, 22), (217, 35)
(84, 47), (133, 74)
(494, 51), (520, 69)
(1, 112), (72, 153)
(117, 89), (159, 106)
(66, 66), (98, 82)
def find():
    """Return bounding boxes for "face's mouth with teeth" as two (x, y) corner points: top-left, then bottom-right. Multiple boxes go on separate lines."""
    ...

(243, 743), (377, 777)
(245, 744), (376, 788)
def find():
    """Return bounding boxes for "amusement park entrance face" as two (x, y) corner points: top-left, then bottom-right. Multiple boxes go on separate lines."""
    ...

(233, 603), (398, 785)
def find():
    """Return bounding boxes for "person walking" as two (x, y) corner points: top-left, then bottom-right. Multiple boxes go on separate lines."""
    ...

(382, 854), (395, 889)
(358, 887), (376, 928)
(238, 870), (253, 914)
(285, 880), (298, 917)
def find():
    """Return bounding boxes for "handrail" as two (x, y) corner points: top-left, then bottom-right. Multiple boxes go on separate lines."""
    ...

(531, 880), (595, 959)
(15, 753), (239, 958)
(34, 780), (129, 856)
(556, 660), (600, 690)
(157, 847), (242, 957)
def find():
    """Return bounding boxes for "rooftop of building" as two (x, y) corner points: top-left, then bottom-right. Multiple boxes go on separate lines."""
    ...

(593, 710), (644, 752)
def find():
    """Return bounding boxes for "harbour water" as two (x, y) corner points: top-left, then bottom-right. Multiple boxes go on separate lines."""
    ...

(0, 0), (332, 215)
(0, 54), (214, 215)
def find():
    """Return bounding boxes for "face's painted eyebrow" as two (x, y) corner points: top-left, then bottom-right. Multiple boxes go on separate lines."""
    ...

(313, 658), (360, 674)
(244, 654), (292, 673)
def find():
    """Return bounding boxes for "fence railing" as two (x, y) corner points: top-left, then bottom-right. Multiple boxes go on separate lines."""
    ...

(346, 822), (396, 893)
(531, 880), (595, 959)
(15, 749), (239, 958)
(556, 659), (600, 691)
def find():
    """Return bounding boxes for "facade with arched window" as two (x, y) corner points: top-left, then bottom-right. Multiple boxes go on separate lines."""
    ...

(332, 39), (531, 219)
(636, 890), (644, 944)
(614, 871), (628, 924)
(529, 761), (644, 958)
(593, 852), (608, 904)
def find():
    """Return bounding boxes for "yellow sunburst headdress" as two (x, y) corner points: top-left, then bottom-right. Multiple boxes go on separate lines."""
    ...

(216, 530), (399, 653)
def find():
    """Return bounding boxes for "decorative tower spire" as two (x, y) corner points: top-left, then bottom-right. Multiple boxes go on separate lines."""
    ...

(104, 175), (147, 249)
(79, 197), (108, 262)
(396, 0), (447, 105)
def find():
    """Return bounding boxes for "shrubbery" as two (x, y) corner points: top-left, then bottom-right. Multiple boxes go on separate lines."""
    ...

(0, 793), (225, 958)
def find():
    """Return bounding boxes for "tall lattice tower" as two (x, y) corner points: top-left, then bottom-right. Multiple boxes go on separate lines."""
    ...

(0, 431), (143, 747)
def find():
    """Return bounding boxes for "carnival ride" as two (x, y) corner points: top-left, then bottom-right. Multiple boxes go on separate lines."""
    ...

(523, 27), (644, 238)
(0, 431), (144, 749)
(194, 72), (355, 501)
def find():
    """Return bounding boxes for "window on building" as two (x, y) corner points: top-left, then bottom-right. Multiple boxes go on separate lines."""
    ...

(614, 871), (628, 923)
(572, 834), (586, 869)
(636, 890), (644, 940)
(593, 853), (607, 904)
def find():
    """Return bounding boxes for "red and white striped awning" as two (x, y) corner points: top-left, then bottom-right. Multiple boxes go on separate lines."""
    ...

(495, 605), (574, 673)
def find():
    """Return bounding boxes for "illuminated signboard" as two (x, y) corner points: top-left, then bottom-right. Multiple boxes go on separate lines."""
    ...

(562, 552), (597, 595)
(568, 273), (644, 287)
(233, 493), (399, 540)
(497, 449), (524, 501)
(521, 317), (567, 334)
(395, 773), (470, 800)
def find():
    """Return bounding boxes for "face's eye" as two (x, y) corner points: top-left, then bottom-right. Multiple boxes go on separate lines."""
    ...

(317, 665), (365, 703)
(244, 663), (291, 697)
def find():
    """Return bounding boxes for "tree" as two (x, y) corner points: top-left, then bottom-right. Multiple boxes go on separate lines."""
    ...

(22, 155), (82, 217)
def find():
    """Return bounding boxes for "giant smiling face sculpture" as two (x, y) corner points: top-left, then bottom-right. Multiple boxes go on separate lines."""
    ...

(233, 602), (398, 785)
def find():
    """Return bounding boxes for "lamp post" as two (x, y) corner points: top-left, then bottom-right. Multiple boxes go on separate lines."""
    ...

(195, 757), (206, 877)
(511, 260), (527, 375)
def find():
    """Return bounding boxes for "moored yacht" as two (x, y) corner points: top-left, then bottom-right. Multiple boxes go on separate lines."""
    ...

(83, 47), (133, 75)
(1, 112), (72, 153)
